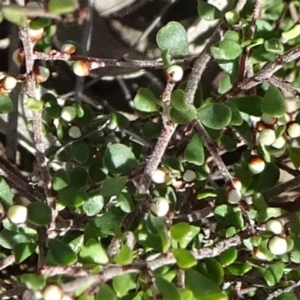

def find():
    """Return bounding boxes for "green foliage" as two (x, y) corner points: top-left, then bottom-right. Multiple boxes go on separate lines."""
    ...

(0, 94), (13, 113)
(156, 21), (189, 57)
(2, 2), (300, 299)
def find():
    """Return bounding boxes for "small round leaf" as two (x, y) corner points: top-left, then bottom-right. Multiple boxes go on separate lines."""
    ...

(156, 21), (189, 57)
(133, 88), (160, 112)
(103, 144), (138, 174)
(27, 202), (52, 226)
(198, 103), (232, 130)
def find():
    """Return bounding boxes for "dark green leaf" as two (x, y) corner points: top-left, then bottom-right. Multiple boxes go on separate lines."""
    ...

(225, 101), (243, 126)
(48, 0), (77, 14)
(184, 134), (204, 166)
(227, 263), (252, 276)
(172, 248), (197, 269)
(171, 89), (190, 111)
(232, 96), (263, 116)
(69, 166), (89, 189)
(261, 85), (286, 117)
(288, 147), (300, 168)
(13, 243), (36, 263)
(199, 258), (224, 286)
(52, 169), (70, 191)
(58, 187), (88, 207)
(103, 144), (138, 174)
(197, 1), (222, 21)
(170, 105), (197, 124)
(0, 94), (13, 113)
(186, 269), (227, 300)
(156, 21), (189, 57)
(27, 202), (52, 226)
(219, 247), (238, 266)
(100, 176), (126, 197)
(133, 88), (160, 112)
(93, 207), (125, 235)
(0, 229), (37, 249)
(256, 163), (280, 192)
(155, 276), (182, 300)
(48, 239), (77, 266)
(96, 284), (117, 300)
(71, 141), (90, 164)
(198, 103), (231, 130)
(0, 177), (13, 207)
(79, 239), (109, 264)
(261, 262), (285, 286)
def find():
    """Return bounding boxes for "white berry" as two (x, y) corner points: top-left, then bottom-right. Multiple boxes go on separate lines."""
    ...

(1, 76), (17, 91)
(72, 60), (90, 77)
(166, 65), (184, 82)
(35, 66), (50, 83)
(151, 169), (168, 184)
(43, 285), (63, 300)
(268, 236), (288, 255)
(248, 155), (265, 174)
(28, 27), (44, 41)
(68, 125), (82, 139)
(61, 43), (76, 54)
(150, 197), (169, 217)
(286, 122), (300, 138)
(266, 219), (284, 235)
(7, 205), (27, 224)
(182, 169), (197, 183)
(261, 113), (277, 125)
(258, 128), (276, 146)
(232, 178), (242, 191)
(227, 188), (242, 204)
(272, 136), (286, 149)
(61, 106), (77, 122)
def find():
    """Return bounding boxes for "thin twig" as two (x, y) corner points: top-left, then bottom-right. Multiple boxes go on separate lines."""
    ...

(268, 76), (300, 97)
(60, 234), (242, 294)
(217, 45), (300, 102)
(266, 281), (300, 300)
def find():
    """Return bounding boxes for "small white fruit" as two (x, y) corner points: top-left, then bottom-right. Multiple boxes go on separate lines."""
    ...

(12, 48), (25, 67)
(248, 155), (265, 174)
(43, 285), (63, 300)
(232, 178), (242, 191)
(35, 66), (50, 83)
(254, 248), (268, 260)
(227, 188), (242, 204)
(286, 122), (300, 138)
(68, 125), (81, 139)
(182, 169), (197, 183)
(61, 43), (76, 54)
(261, 113), (277, 125)
(272, 135), (285, 149)
(151, 169), (168, 184)
(72, 60), (90, 76)
(166, 65), (184, 82)
(268, 236), (288, 255)
(7, 205), (27, 224)
(277, 113), (290, 125)
(266, 219), (284, 235)
(28, 27), (44, 42)
(150, 197), (169, 217)
(0, 76), (17, 91)
(61, 106), (77, 122)
(258, 128), (276, 146)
